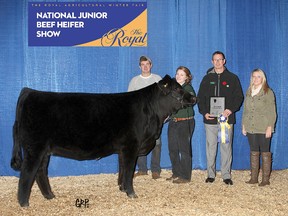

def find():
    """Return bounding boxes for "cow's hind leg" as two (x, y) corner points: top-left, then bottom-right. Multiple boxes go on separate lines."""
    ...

(18, 154), (43, 207)
(118, 154), (124, 191)
(35, 154), (55, 200)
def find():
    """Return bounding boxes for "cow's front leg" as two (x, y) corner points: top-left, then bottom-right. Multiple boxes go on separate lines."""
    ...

(122, 156), (138, 198)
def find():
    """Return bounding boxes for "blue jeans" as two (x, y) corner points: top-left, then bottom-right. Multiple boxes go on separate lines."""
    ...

(136, 138), (161, 173)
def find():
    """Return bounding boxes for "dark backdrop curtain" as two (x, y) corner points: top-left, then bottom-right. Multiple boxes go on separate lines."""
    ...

(0, 0), (287, 176)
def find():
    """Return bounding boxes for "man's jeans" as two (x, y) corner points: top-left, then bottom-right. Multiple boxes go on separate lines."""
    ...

(137, 138), (161, 173)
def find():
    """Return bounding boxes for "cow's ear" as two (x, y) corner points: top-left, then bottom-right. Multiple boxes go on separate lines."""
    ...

(158, 77), (171, 95)
(160, 75), (172, 85)
(162, 74), (171, 80)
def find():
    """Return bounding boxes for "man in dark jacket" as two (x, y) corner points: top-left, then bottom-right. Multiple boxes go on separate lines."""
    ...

(197, 51), (243, 185)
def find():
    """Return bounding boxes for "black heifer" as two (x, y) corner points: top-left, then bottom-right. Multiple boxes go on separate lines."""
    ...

(11, 75), (197, 207)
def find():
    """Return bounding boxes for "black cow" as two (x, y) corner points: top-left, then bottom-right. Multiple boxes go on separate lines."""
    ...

(11, 75), (197, 207)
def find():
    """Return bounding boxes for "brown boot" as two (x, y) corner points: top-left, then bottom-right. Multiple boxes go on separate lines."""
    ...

(259, 152), (272, 186)
(246, 151), (260, 184)
(152, 172), (161, 179)
(133, 171), (148, 178)
(172, 177), (190, 184)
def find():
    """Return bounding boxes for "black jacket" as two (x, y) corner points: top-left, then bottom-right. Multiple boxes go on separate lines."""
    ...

(197, 67), (244, 124)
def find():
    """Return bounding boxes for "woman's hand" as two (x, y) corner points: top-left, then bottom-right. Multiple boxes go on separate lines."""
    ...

(266, 126), (272, 138)
(242, 125), (247, 136)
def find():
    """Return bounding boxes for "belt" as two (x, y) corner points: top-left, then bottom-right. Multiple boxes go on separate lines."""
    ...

(172, 117), (193, 122)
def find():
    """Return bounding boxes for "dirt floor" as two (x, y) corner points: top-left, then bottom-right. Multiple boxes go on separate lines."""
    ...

(0, 169), (287, 216)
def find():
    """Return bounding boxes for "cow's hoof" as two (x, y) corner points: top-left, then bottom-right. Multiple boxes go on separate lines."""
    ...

(20, 202), (29, 207)
(127, 193), (138, 198)
(119, 185), (125, 192)
(44, 194), (55, 200)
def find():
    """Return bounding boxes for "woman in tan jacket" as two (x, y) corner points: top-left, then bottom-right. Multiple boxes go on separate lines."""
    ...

(242, 68), (277, 186)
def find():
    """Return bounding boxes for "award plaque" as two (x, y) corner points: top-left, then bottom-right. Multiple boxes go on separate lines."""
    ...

(210, 97), (225, 117)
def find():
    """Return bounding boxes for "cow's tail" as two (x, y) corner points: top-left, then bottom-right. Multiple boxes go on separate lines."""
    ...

(11, 120), (22, 171)
(10, 88), (30, 171)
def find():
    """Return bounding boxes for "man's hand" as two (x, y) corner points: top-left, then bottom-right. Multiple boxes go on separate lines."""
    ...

(205, 113), (215, 120)
(223, 109), (232, 118)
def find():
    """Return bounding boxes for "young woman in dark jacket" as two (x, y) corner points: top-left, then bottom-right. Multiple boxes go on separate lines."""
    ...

(167, 66), (196, 183)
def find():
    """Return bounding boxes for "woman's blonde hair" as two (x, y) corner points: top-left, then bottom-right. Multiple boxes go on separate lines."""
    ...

(248, 68), (270, 94)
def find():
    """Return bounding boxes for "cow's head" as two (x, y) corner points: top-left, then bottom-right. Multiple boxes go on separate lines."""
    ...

(157, 74), (197, 109)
